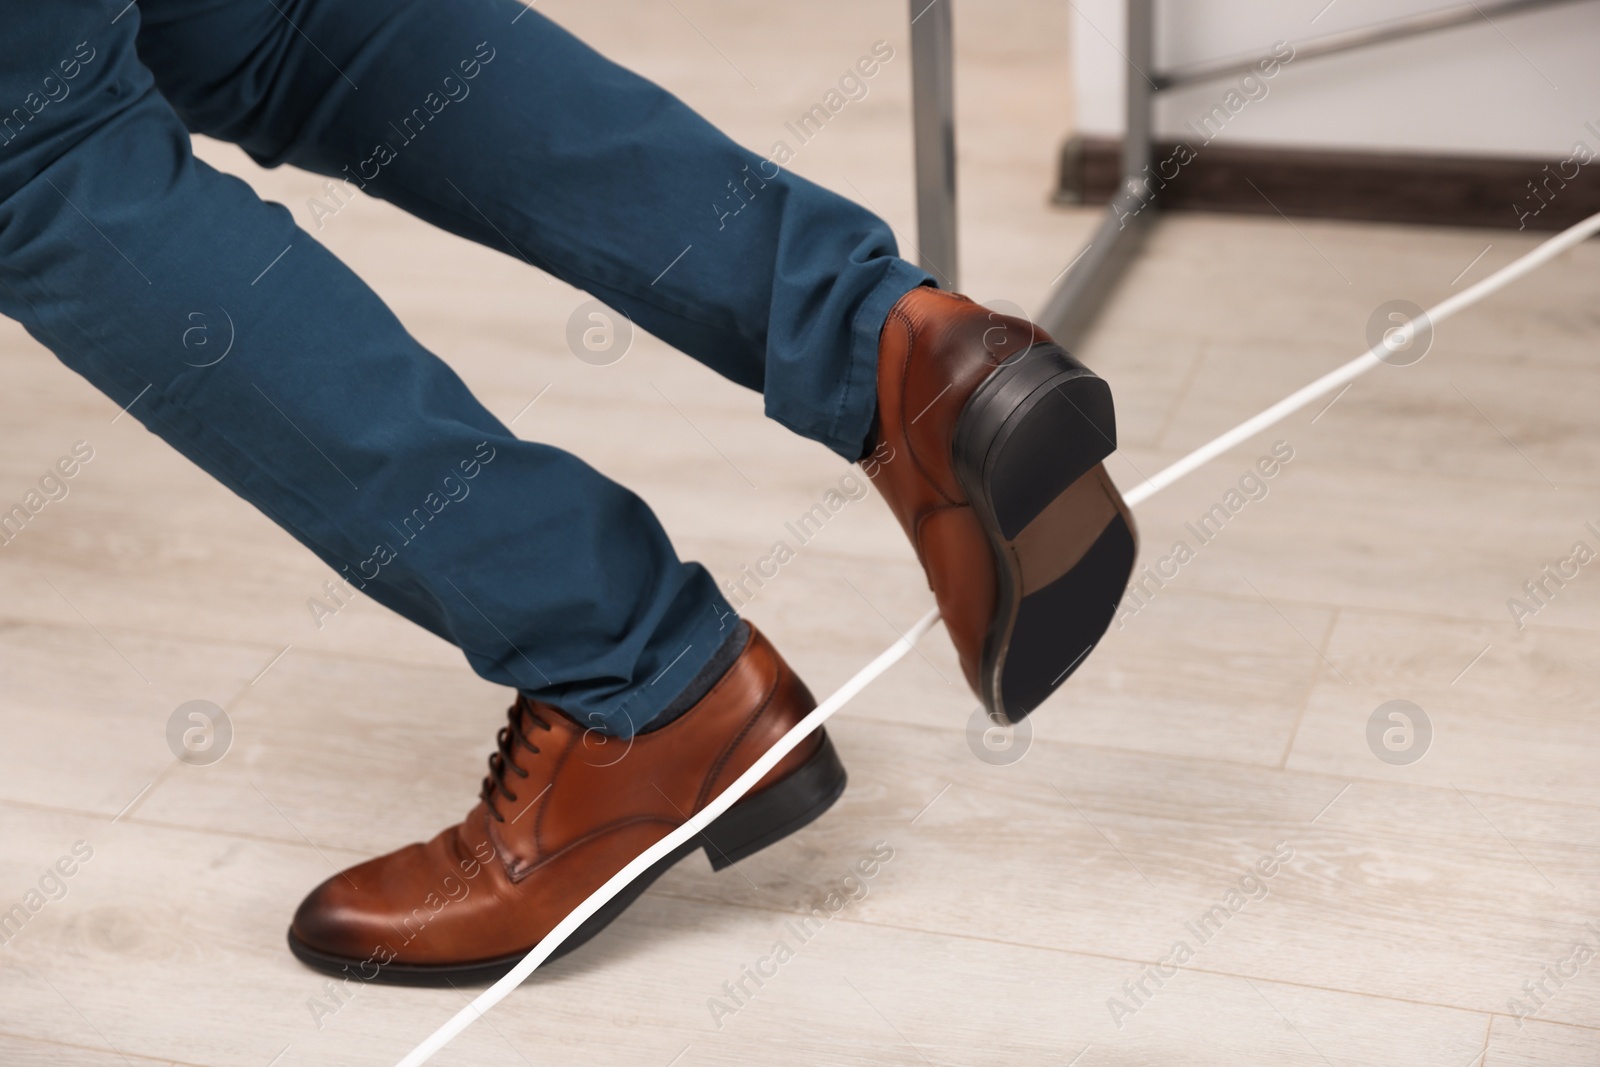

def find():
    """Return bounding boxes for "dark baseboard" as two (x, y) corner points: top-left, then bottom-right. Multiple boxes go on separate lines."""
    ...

(1055, 135), (1600, 232)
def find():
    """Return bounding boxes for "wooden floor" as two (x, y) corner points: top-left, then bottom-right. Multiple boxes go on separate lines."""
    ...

(4, 2), (1600, 1064)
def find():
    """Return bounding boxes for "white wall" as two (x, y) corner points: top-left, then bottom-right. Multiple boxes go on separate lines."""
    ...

(1069, 0), (1600, 158)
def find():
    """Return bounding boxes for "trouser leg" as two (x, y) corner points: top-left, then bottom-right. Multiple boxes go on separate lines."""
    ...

(0, 2), (734, 736)
(133, 0), (934, 459)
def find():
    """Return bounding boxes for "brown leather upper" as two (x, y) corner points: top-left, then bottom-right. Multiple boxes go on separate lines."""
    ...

(868, 287), (1045, 694)
(290, 624), (820, 967)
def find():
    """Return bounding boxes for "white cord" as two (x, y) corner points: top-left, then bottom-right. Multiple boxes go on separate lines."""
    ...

(395, 209), (1600, 1066)
(394, 610), (940, 1067)
(1122, 210), (1600, 507)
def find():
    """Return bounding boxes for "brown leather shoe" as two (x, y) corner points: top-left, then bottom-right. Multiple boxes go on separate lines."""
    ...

(286, 625), (844, 984)
(868, 287), (1138, 723)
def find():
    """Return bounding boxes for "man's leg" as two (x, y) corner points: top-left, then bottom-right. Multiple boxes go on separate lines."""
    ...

(0, 1), (737, 736)
(132, 0), (1138, 725)
(3, 7), (860, 984)
(132, 0), (934, 461)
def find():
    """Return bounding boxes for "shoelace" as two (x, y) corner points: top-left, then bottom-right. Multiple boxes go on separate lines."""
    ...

(480, 695), (554, 823)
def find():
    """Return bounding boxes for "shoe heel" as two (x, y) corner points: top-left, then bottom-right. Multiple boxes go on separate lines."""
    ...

(699, 731), (847, 871)
(953, 343), (1117, 540)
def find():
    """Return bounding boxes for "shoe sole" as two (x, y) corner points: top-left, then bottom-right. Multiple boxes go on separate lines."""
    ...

(285, 729), (847, 986)
(952, 342), (1138, 724)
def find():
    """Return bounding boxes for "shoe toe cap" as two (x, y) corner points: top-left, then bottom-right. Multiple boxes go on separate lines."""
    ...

(289, 845), (428, 962)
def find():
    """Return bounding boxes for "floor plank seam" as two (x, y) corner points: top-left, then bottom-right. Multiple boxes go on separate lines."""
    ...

(1276, 607), (1343, 770)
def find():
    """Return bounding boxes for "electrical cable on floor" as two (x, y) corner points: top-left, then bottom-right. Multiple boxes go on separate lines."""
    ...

(1121, 209), (1600, 507)
(393, 208), (1600, 1067)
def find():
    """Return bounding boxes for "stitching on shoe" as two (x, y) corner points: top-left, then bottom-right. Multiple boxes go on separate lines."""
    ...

(912, 502), (976, 591)
(890, 300), (962, 508)
(697, 665), (781, 811)
(528, 724), (580, 863)
(509, 814), (683, 882)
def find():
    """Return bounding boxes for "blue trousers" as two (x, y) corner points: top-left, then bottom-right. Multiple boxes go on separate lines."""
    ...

(0, 0), (931, 734)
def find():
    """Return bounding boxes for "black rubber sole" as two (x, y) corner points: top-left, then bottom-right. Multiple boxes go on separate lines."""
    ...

(952, 343), (1137, 723)
(286, 731), (847, 986)
(1000, 515), (1137, 719)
